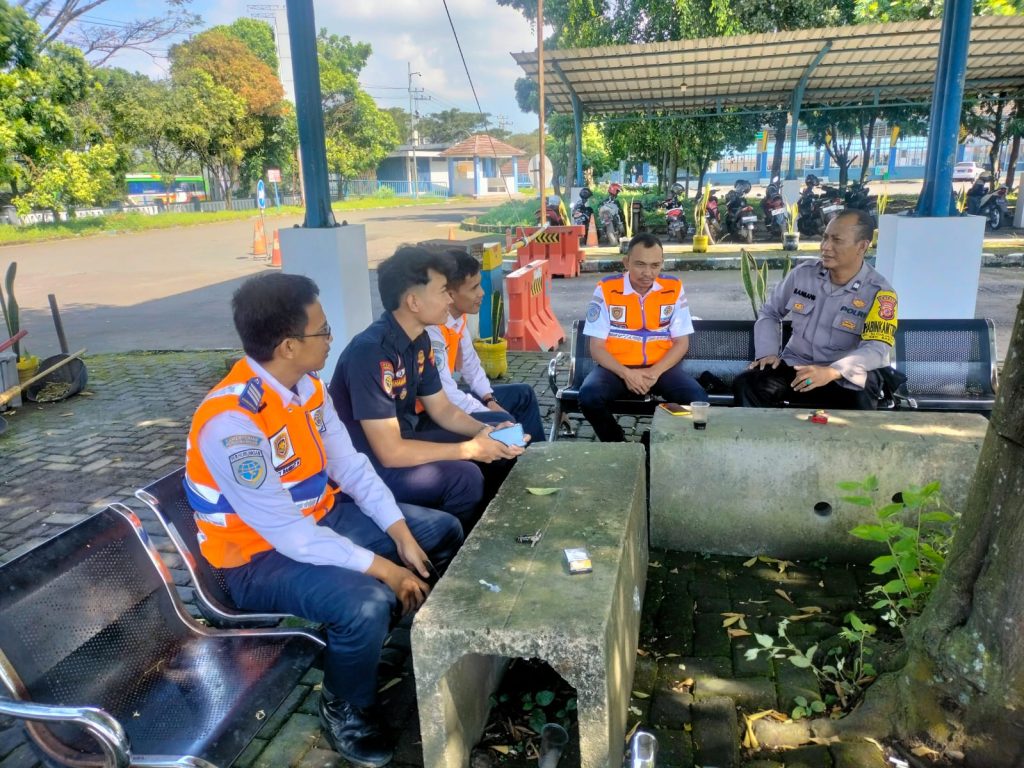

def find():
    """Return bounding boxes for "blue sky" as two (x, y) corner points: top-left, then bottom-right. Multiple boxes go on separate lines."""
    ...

(97, 0), (543, 133)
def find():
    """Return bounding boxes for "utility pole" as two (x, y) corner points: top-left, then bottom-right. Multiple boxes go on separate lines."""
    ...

(408, 63), (423, 200)
(537, 0), (545, 224)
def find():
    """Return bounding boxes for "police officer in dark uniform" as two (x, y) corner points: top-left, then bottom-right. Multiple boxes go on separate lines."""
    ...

(733, 208), (898, 409)
(329, 247), (524, 529)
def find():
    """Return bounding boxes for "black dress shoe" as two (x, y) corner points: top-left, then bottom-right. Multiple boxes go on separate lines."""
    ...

(318, 696), (393, 767)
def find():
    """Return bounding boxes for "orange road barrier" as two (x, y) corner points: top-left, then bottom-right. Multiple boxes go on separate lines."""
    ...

(448, 226), (456, 241)
(505, 259), (565, 352)
(252, 219), (267, 257)
(505, 227), (513, 253)
(270, 229), (282, 268)
(586, 216), (598, 247)
(514, 226), (586, 277)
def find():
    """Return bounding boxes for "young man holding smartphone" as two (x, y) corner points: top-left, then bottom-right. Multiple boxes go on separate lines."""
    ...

(328, 247), (526, 530)
(426, 249), (546, 444)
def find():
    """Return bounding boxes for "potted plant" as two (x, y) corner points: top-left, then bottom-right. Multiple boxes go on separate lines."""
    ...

(782, 203), (800, 251)
(471, 279), (508, 379)
(692, 187), (712, 253)
(0, 262), (38, 382)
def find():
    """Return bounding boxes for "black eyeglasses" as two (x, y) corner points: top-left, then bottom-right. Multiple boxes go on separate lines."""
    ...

(293, 323), (331, 340)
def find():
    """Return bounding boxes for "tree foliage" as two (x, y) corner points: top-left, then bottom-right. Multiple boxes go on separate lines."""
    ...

(213, 18), (277, 71)
(20, 0), (202, 66)
(317, 28), (398, 191)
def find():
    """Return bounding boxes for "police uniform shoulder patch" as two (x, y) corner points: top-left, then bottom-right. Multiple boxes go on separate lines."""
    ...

(586, 301), (602, 323)
(417, 349), (426, 375)
(609, 305), (627, 323)
(379, 361), (395, 396)
(229, 449), (267, 488)
(431, 340), (447, 364)
(862, 290), (898, 346)
(660, 304), (675, 321)
(238, 378), (264, 413)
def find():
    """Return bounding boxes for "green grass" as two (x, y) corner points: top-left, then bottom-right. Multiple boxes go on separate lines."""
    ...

(0, 195), (463, 247)
(475, 200), (538, 227)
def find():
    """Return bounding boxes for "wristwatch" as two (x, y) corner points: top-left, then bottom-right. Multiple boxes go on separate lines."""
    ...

(481, 394), (496, 405)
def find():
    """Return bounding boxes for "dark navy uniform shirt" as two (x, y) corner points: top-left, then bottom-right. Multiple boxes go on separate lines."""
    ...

(329, 312), (442, 462)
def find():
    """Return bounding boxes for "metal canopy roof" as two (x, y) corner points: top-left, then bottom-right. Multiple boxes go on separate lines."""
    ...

(511, 16), (1024, 116)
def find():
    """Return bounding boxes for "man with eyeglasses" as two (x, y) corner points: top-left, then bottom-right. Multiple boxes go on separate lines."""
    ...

(183, 272), (463, 767)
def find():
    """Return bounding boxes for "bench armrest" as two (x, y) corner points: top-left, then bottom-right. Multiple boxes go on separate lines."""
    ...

(548, 351), (567, 396)
(0, 697), (131, 768)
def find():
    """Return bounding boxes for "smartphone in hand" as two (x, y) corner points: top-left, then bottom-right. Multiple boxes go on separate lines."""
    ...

(489, 423), (527, 448)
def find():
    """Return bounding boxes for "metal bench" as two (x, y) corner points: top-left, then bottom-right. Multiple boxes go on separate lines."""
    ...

(0, 504), (323, 768)
(547, 317), (999, 439)
(136, 467), (294, 629)
(546, 319), (762, 440)
(894, 319), (998, 415)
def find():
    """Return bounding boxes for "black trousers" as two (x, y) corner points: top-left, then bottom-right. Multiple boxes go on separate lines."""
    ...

(732, 362), (881, 410)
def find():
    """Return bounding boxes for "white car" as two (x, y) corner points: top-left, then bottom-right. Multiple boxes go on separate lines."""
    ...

(952, 162), (983, 182)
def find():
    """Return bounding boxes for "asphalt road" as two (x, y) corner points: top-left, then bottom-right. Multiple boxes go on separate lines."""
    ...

(4, 201), (1022, 361)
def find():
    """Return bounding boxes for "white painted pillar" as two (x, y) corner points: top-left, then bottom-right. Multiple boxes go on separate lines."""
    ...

(279, 225), (373, 386)
(874, 214), (985, 319)
(1015, 173), (1024, 229)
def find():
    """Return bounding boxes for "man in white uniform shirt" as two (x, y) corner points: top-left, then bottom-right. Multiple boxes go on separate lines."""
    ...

(425, 249), (546, 443)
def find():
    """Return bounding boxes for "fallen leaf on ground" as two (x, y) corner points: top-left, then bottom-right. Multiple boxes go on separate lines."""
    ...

(378, 677), (403, 693)
(911, 745), (940, 758)
(489, 745), (511, 755)
(743, 556), (759, 567)
(798, 606), (823, 614)
(722, 615), (743, 627)
(632, 691), (650, 699)
(808, 735), (840, 745)
(727, 628), (751, 638)
(525, 487), (559, 495)
(636, 648), (649, 657)
(775, 588), (794, 604)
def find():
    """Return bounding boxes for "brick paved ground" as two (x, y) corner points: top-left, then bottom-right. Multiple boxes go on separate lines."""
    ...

(0, 350), (889, 768)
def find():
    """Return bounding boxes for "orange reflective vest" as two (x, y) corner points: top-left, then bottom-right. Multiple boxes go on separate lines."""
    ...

(184, 358), (334, 569)
(599, 274), (682, 367)
(439, 314), (467, 374)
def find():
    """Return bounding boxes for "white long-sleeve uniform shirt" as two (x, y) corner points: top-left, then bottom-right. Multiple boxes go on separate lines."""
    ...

(196, 358), (404, 573)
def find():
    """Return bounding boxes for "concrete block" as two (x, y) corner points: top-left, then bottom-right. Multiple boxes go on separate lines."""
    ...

(650, 408), (986, 561)
(413, 442), (647, 768)
(875, 214), (984, 319)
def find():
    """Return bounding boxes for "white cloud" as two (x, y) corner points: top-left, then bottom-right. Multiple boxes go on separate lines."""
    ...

(101, 0), (540, 131)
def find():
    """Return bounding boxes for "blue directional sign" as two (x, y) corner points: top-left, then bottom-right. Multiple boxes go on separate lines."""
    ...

(256, 179), (267, 210)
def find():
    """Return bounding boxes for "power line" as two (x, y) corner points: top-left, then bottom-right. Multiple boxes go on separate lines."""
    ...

(440, 0), (513, 202)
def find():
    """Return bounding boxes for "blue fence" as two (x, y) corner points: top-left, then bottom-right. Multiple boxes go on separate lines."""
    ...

(336, 179), (449, 199)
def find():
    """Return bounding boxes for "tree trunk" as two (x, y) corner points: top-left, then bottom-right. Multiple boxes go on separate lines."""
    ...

(566, 131), (577, 194)
(666, 147), (679, 193)
(815, 288), (1024, 766)
(771, 113), (788, 179)
(1005, 133), (1020, 191)
(860, 114), (877, 183)
(989, 99), (1007, 184)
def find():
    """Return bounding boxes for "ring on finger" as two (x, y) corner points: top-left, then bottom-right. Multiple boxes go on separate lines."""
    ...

(804, 378), (813, 386)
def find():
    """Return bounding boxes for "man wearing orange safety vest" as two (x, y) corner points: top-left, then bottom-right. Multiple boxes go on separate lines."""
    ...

(581, 232), (707, 441)
(184, 273), (462, 768)
(426, 249), (546, 443)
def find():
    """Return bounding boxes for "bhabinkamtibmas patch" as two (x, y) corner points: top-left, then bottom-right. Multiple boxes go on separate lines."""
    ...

(861, 290), (898, 345)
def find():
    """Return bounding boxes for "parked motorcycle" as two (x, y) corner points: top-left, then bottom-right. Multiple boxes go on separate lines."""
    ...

(572, 187), (594, 237)
(704, 188), (722, 240)
(598, 183), (626, 245)
(843, 180), (873, 212)
(967, 177), (1010, 229)
(723, 180), (756, 244)
(536, 194), (565, 226)
(659, 183), (688, 242)
(796, 175), (819, 236)
(760, 176), (790, 240)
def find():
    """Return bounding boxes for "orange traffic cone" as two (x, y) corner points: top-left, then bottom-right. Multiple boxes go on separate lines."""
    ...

(270, 229), (282, 268)
(586, 216), (598, 247)
(448, 225), (456, 241)
(252, 219), (267, 257)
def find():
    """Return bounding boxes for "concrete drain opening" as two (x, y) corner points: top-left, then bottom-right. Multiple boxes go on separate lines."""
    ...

(813, 502), (833, 518)
(892, 492), (904, 503)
